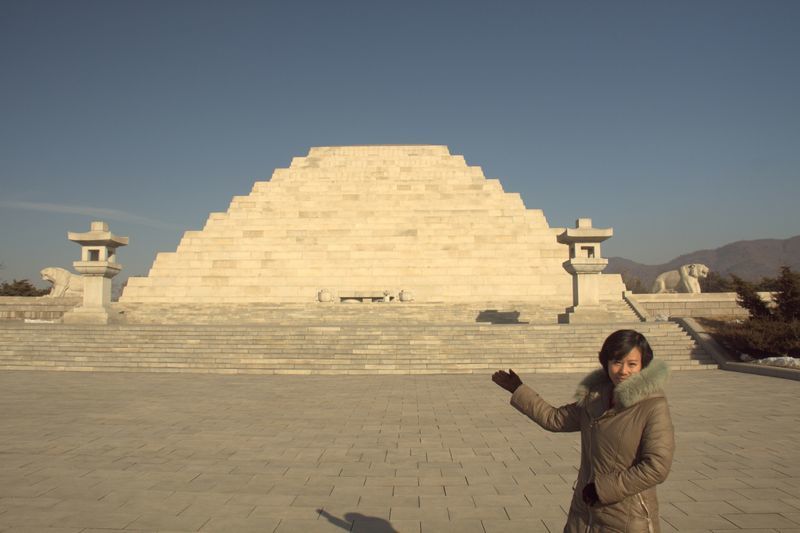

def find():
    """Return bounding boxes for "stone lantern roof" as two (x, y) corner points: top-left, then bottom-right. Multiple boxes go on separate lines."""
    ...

(67, 221), (129, 248)
(557, 218), (613, 245)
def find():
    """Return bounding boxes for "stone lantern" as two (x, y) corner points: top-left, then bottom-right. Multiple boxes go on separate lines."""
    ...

(557, 218), (613, 323)
(62, 221), (129, 324)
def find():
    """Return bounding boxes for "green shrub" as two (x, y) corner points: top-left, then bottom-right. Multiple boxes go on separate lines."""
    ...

(773, 266), (800, 321)
(700, 271), (735, 293)
(0, 279), (49, 297)
(700, 270), (785, 293)
(716, 319), (800, 358)
(715, 266), (800, 359)
(731, 275), (772, 319)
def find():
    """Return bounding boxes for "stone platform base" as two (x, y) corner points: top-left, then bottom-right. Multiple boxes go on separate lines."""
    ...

(0, 297), (80, 321)
(558, 305), (615, 324)
(62, 307), (113, 325)
(113, 299), (639, 326)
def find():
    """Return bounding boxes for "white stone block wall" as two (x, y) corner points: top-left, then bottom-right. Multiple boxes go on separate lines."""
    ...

(121, 145), (621, 305)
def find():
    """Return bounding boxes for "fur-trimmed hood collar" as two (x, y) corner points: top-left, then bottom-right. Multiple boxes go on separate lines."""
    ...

(574, 358), (670, 408)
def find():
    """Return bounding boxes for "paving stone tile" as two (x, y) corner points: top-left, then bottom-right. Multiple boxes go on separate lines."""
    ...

(661, 512), (737, 529)
(727, 499), (800, 514)
(482, 518), (550, 532)
(678, 487), (744, 501)
(418, 476), (466, 487)
(277, 484), (334, 496)
(419, 519), (484, 532)
(373, 519), (420, 533)
(116, 496), (191, 515)
(78, 529), (156, 533)
(58, 509), (141, 529)
(0, 522), (86, 533)
(359, 495), (419, 508)
(227, 493), (296, 506)
(722, 512), (800, 527)
(273, 519), (343, 533)
(442, 484), (497, 496)
(365, 477), (418, 487)
(179, 502), (255, 519)
(170, 491), (237, 508)
(332, 486), (393, 498)
(389, 506), (448, 521)
(448, 505), (508, 520)
(673, 500), (740, 515)
(784, 500), (800, 512)
(200, 515), (281, 532)
(250, 505), (322, 520)
(418, 495), (474, 508)
(346, 505), (390, 519)
(473, 494), (530, 507)
(125, 511), (211, 531)
(711, 530), (781, 533)
(734, 487), (798, 500)
(394, 486), (444, 497)
(0, 497), (62, 510)
(293, 494), (360, 508)
(503, 505), (566, 520)
(688, 477), (752, 490)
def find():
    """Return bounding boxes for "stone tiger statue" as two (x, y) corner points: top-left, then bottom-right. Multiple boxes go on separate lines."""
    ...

(650, 263), (709, 294)
(40, 267), (83, 298)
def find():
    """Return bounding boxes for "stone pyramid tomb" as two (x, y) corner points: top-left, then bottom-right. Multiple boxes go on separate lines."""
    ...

(120, 145), (624, 304)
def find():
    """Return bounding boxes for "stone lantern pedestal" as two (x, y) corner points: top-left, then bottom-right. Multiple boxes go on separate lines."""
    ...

(62, 221), (129, 325)
(557, 218), (613, 323)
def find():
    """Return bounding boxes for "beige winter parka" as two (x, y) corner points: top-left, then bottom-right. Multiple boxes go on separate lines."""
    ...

(510, 358), (674, 533)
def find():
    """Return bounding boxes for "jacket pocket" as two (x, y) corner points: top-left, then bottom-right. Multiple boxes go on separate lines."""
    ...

(593, 516), (650, 533)
(591, 506), (626, 532)
(627, 515), (654, 533)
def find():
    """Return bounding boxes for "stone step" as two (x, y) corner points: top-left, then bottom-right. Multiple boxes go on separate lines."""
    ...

(0, 352), (713, 364)
(0, 361), (713, 372)
(0, 346), (708, 356)
(0, 330), (695, 342)
(0, 352), (710, 362)
(0, 331), (703, 337)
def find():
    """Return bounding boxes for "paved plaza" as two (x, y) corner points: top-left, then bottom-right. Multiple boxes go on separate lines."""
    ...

(0, 368), (798, 533)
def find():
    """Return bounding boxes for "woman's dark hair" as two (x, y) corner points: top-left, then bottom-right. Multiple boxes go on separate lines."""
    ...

(598, 329), (653, 371)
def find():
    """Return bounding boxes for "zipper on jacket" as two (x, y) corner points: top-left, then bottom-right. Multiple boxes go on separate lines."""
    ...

(637, 492), (654, 533)
(585, 418), (598, 533)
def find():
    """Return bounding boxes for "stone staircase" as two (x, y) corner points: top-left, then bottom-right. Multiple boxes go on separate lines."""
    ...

(0, 320), (715, 375)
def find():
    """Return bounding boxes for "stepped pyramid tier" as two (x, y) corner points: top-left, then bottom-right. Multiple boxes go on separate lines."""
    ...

(121, 145), (625, 304)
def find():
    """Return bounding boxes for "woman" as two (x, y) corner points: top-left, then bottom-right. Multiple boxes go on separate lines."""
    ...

(492, 329), (674, 533)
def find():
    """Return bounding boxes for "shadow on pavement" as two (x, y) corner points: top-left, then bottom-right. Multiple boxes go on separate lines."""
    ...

(318, 509), (397, 532)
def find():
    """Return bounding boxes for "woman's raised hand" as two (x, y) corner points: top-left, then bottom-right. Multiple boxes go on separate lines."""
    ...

(492, 369), (523, 394)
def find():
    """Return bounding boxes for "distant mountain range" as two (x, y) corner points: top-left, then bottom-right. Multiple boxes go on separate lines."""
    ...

(606, 236), (800, 287)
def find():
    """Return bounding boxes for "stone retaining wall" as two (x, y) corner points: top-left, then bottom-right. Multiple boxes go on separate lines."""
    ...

(627, 292), (773, 319)
(0, 297), (80, 321)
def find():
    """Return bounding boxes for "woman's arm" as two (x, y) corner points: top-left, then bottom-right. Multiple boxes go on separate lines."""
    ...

(510, 384), (582, 433)
(492, 369), (581, 432)
(593, 398), (675, 504)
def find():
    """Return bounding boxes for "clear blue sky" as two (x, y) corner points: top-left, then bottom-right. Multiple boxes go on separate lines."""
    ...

(1, 0), (798, 287)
